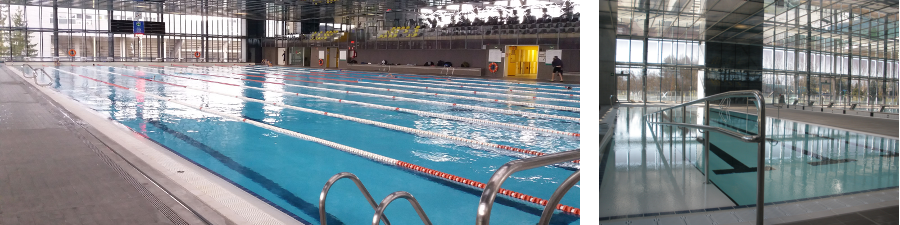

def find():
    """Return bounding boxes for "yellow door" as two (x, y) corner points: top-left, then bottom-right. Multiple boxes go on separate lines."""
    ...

(507, 46), (538, 79)
(506, 46), (518, 76)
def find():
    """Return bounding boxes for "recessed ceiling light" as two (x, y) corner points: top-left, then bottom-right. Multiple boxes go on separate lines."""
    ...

(734, 24), (752, 29)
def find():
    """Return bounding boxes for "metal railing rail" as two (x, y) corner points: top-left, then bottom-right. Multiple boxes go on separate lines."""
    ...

(541, 106), (616, 224)
(440, 66), (455, 75)
(536, 169), (580, 225)
(475, 149), (581, 225)
(22, 64), (37, 78)
(319, 172), (392, 225)
(644, 90), (766, 225)
(21, 64), (53, 86)
(371, 191), (433, 225)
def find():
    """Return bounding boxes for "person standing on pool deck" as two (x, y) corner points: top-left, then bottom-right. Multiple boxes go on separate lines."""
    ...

(551, 56), (564, 82)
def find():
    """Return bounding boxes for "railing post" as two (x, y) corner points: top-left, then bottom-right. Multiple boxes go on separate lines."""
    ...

(704, 101), (710, 184)
(756, 95), (766, 225)
(682, 106), (686, 161)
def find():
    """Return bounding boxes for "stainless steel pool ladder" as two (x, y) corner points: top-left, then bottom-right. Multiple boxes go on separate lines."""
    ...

(21, 64), (53, 86)
(319, 172), (433, 225)
(644, 90), (766, 225)
(440, 67), (455, 76)
(477, 108), (613, 225)
(476, 150), (581, 225)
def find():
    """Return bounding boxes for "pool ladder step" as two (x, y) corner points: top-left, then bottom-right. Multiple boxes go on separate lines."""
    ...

(320, 149), (582, 225)
(319, 172), (432, 225)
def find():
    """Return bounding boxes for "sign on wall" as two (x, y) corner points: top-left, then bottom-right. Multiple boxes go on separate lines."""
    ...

(339, 50), (347, 61)
(133, 21), (144, 35)
(318, 51), (325, 60)
(488, 49), (502, 62)
(545, 50), (562, 65)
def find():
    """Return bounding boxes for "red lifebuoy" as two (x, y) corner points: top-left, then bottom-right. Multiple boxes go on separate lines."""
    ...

(67, 49), (77, 57)
(194, 52), (201, 58)
(318, 59), (324, 66)
(488, 62), (499, 73)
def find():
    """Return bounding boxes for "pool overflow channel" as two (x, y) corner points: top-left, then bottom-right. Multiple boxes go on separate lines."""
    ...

(36, 65), (582, 224)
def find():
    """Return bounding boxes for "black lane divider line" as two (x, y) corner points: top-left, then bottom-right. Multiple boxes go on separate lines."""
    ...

(782, 142), (858, 166)
(708, 144), (760, 175)
(709, 120), (856, 166)
(145, 119), (338, 225)
(711, 109), (898, 157)
(781, 126), (899, 157)
(235, 116), (580, 223)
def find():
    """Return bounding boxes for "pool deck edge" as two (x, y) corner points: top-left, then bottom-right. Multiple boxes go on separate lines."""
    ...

(3, 64), (305, 225)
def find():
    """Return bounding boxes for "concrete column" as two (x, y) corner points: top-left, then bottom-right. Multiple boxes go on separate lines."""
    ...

(52, 0), (59, 59)
(108, 0), (114, 61)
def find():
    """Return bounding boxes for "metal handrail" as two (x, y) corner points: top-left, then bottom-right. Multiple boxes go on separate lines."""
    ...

(319, 172), (391, 225)
(371, 191), (433, 225)
(475, 149), (581, 225)
(537, 170), (580, 225)
(644, 90), (766, 225)
(33, 69), (53, 86)
(21, 64), (53, 86)
(22, 64), (37, 78)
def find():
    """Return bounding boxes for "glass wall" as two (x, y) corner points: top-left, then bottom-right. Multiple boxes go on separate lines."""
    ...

(0, 0), (245, 62)
(761, 0), (898, 111)
(615, 0), (707, 103)
(614, 0), (898, 112)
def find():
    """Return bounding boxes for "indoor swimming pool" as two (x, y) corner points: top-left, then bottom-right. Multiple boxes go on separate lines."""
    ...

(599, 106), (898, 218)
(21, 65), (581, 225)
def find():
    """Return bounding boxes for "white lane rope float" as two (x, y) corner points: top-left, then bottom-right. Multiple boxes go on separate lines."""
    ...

(81, 67), (581, 165)
(118, 66), (581, 135)
(134, 66), (580, 122)
(221, 65), (578, 97)
(319, 68), (582, 94)
(262, 68), (581, 99)
(51, 67), (582, 216)
(320, 68), (581, 91)
(383, 79), (580, 102)
(182, 66), (579, 112)
(273, 69), (582, 101)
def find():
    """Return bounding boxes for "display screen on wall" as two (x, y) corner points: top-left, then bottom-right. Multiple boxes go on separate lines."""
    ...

(111, 20), (165, 34)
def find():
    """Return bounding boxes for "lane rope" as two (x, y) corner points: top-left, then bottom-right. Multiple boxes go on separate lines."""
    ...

(49, 67), (581, 216)
(140, 66), (580, 122)
(190, 66), (579, 112)
(315, 68), (581, 92)
(258, 67), (581, 100)
(82, 67), (580, 165)
(119, 66), (581, 135)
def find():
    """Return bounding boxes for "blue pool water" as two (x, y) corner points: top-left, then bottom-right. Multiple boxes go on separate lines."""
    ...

(603, 106), (897, 215)
(707, 108), (898, 205)
(28, 65), (581, 225)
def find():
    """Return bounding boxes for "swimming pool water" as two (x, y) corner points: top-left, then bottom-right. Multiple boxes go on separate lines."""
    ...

(707, 108), (898, 205)
(29, 65), (581, 225)
(604, 105), (897, 215)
